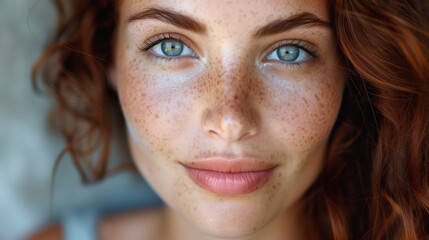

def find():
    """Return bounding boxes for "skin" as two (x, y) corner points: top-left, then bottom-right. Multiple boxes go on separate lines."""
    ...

(111, 0), (345, 239)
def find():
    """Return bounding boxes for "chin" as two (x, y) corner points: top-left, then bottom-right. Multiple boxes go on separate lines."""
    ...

(193, 221), (267, 240)
(182, 197), (277, 239)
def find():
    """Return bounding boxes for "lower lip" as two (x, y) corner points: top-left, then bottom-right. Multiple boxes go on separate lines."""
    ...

(183, 166), (276, 195)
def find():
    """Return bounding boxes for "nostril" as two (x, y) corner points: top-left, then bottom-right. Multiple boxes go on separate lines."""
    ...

(208, 130), (220, 138)
(238, 132), (251, 141)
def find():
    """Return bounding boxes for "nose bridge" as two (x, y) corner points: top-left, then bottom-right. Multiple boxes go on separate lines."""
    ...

(201, 52), (259, 142)
(217, 50), (251, 98)
(215, 51), (253, 113)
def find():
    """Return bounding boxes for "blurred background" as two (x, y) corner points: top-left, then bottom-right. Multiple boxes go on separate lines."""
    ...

(0, 1), (162, 239)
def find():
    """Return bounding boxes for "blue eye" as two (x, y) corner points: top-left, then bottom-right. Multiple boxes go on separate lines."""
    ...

(151, 39), (197, 58)
(266, 44), (313, 63)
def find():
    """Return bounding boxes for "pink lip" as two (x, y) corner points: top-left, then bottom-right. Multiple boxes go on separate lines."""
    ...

(181, 159), (277, 195)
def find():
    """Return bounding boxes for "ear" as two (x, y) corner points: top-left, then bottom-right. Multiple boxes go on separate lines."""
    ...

(107, 66), (118, 91)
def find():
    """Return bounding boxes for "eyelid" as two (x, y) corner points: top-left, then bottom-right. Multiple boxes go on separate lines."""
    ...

(138, 32), (200, 57)
(262, 39), (320, 62)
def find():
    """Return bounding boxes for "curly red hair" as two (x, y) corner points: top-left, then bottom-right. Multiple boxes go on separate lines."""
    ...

(33, 0), (429, 239)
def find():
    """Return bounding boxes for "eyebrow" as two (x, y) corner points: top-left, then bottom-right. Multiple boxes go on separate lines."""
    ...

(128, 8), (207, 34)
(254, 12), (331, 37)
(128, 8), (330, 38)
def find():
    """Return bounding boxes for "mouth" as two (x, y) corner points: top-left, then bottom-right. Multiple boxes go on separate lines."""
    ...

(180, 158), (278, 195)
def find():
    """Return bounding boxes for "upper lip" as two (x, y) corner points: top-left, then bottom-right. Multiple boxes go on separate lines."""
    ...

(181, 154), (278, 173)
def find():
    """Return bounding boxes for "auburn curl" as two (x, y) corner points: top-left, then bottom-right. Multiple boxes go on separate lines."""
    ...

(33, 0), (429, 239)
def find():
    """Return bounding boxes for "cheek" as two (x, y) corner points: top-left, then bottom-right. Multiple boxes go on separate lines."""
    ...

(267, 67), (344, 153)
(117, 59), (193, 157)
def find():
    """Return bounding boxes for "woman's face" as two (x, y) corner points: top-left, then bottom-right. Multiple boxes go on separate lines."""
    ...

(113, 0), (344, 238)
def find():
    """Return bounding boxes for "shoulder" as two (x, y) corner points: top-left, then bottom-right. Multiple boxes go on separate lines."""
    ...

(26, 206), (165, 240)
(26, 223), (63, 240)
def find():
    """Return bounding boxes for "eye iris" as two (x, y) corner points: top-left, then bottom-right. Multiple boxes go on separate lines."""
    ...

(161, 40), (184, 56)
(277, 46), (299, 61)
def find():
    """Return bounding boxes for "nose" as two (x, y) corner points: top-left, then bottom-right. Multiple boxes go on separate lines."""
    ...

(202, 100), (258, 142)
(201, 65), (259, 142)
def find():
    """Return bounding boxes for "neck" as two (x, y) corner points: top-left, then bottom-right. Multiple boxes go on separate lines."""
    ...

(160, 202), (305, 240)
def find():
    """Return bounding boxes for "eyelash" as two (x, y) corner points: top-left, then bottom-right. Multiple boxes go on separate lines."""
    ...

(138, 33), (188, 63)
(138, 34), (320, 66)
(272, 40), (320, 59)
(265, 39), (320, 68)
(139, 33), (182, 52)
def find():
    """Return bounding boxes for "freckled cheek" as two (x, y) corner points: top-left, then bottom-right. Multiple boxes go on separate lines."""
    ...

(270, 77), (344, 151)
(300, 79), (343, 150)
(117, 67), (192, 152)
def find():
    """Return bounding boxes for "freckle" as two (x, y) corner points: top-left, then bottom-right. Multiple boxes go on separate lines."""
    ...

(303, 98), (308, 104)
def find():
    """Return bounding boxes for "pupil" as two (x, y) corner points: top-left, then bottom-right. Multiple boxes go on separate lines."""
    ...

(161, 40), (184, 56)
(277, 46), (299, 61)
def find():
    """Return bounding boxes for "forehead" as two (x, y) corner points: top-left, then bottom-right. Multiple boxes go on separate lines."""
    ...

(120, 0), (329, 26)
